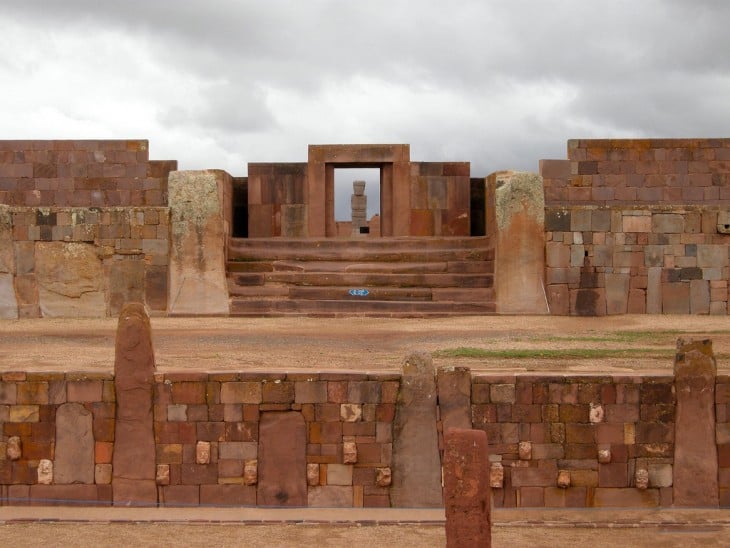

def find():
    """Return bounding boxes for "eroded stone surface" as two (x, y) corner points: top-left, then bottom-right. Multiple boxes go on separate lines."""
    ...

(7, 436), (22, 460)
(673, 338), (719, 507)
(493, 171), (548, 314)
(635, 468), (649, 490)
(436, 366), (471, 432)
(307, 463), (320, 486)
(243, 460), (258, 486)
(597, 447), (612, 464)
(391, 351), (443, 508)
(376, 467), (392, 487)
(196, 441), (211, 464)
(37, 459), (53, 485)
(557, 470), (571, 489)
(443, 428), (491, 548)
(490, 462), (504, 489)
(55, 402), (94, 484)
(156, 464), (170, 486)
(340, 403), (362, 422)
(112, 303), (158, 506)
(343, 441), (357, 464)
(0, 272), (18, 319)
(35, 242), (105, 317)
(168, 170), (230, 315)
(518, 441), (532, 460)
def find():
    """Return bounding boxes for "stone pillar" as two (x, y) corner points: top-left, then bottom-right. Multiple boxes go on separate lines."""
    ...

(351, 180), (367, 235)
(391, 351), (443, 507)
(437, 366), (472, 432)
(112, 303), (157, 506)
(55, 403), (94, 484)
(0, 205), (18, 319)
(673, 338), (719, 506)
(490, 171), (548, 314)
(168, 170), (231, 315)
(443, 428), (491, 548)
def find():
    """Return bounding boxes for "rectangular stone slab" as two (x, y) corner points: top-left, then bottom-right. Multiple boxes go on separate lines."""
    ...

(257, 411), (307, 507)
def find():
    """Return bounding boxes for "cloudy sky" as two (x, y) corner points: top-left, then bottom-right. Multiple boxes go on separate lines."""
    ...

(2, 0), (729, 181)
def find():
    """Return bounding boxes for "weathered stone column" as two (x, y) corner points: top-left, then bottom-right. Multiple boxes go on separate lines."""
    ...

(437, 366), (472, 432)
(0, 205), (18, 319)
(673, 338), (719, 506)
(112, 303), (157, 505)
(168, 170), (231, 315)
(490, 171), (548, 314)
(443, 428), (491, 548)
(391, 351), (443, 507)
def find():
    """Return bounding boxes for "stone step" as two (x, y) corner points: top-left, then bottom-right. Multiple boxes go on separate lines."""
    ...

(227, 260), (494, 275)
(229, 298), (497, 317)
(229, 272), (493, 288)
(228, 237), (493, 263)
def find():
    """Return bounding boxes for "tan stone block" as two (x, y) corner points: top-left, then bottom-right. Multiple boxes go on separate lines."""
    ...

(95, 464), (113, 485)
(9, 405), (39, 422)
(243, 459), (257, 486)
(220, 382), (262, 404)
(623, 216), (651, 233)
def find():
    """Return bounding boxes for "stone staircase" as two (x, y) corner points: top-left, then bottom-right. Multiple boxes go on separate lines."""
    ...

(226, 236), (496, 317)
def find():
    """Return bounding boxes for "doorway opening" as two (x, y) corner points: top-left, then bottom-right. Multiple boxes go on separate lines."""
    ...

(334, 167), (381, 236)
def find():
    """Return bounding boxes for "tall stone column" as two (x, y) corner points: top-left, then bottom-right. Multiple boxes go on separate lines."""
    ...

(351, 180), (367, 235)
(168, 170), (231, 315)
(673, 338), (719, 506)
(391, 351), (443, 507)
(112, 303), (158, 506)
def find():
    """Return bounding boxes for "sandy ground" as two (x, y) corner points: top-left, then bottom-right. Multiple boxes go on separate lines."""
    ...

(1, 314), (729, 374)
(0, 521), (729, 547)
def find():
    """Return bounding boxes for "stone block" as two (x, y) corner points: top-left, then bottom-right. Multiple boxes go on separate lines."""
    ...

(294, 381), (327, 403)
(544, 209), (571, 231)
(697, 245), (728, 268)
(327, 464), (353, 486)
(257, 411), (307, 506)
(593, 487), (659, 507)
(690, 279), (710, 314)
(443, 428), (491, 547)
(437, 366), (472, 432)
(35, 242), (105, 317)
(340, 403), (362, 422)
(391, 352), (442, 508)
(652, 214), (684, 234)
(55, 402), (94, 484)
(307, 486), (353, 508)
(673, 339), (719, 506)
(109, 259), (145, 316)
(112, 303), (157, 506)
(662, 282), (690, 314)
(220, 382), (262, 404)
(547, 284), (569, 315)
(200, 484), (256, 506)
(570, 209), (591, 232)
(168, 170), (231, 315)
(0, 272), (18, 319)
(546, 242), (570, 268)
(623, 215), (651, 233)
(605, 273), (630, 315)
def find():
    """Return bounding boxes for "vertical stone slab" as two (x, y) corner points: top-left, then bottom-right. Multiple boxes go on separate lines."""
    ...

(437, 366), (472, 432)
(443, 428), (491, 548)
(112, 303), (157, 506)
(391, 351), (443, 507)
(55, 403), (94, 484)
(673, 338), (719, 506)
(491, 172), (549, 314)
(257, 412), (307, 507)
(0, 205), (17, 319)
(168, 170), (231, 315)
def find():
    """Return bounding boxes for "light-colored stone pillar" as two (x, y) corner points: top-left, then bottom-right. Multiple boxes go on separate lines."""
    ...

(673, 338), (719, 506)
(490, 171), (548, 314)
(168, 170), (231, 315)
(0, 205), (18, 319)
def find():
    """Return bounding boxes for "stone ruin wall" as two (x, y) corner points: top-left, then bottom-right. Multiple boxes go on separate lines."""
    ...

(1, 365), (728, 508)
(541, 139), (730, 315)
(0, 140), (176, 318)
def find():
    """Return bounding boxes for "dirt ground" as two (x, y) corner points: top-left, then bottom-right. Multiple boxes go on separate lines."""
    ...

(0, 521), (729, 547)
(1, 314), (729, 373)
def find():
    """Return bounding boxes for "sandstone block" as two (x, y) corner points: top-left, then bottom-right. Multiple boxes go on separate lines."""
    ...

(0, 272), (18, 319)
(7, 436), (22, 460)
(557, 470), (571, 488)
(343, 441), (357, 464)
(95, 464), (112, 485)
(112, 303), (157, 506)
(196, 441), (211, 464)
(243, 459), (258, 486)
(518, 441), (532, 460)
(257, 411), (307, 507)
(635, 468), (649, 490)
(340, 403), (362, 422)
(673, 339), (719, 506)
(156, 464), (170, 486)
(327, 464), (353, 486)
(55, 402), (94, 484)
(37, 459), (53, 485)
(307, 463), (320, 486)
(437, 366), (472, 432)
(307, 486), (353, 508)
(443, 428), (491, 548)
(490, 462), (504, 489)
(168, 170), (231, 315)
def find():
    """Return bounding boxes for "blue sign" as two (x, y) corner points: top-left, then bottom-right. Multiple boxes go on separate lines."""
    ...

(348, 288), (369, 297)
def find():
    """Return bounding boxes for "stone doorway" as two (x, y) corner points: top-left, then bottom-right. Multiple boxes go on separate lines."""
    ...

(334, 167), (381, 237)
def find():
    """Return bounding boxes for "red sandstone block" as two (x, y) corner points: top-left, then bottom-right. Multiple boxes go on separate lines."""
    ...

(511, 405), (541, 422)
(225, 422), (257, 442)
(96, 441), (113, 464)
(67, 380), (102, 402)
(564, 444), (597, 460)
(592, 487), (659, 507)
(605, 404), (639, 423)
(196, 422), (225, 442)
(16, 382), (49, 405)
(200, 484), (256, 506)
(30, 422), (54, 443)
(171, 382), (206, 404)
(598, 463), (628, 487)
(565, 423), (595, 444)
(635, 422), (674, 443)
(93, 417), (115, 442)
(262, 381), (294, 403)
(594, 423), (624, 444)
(559, 404), (589, 423)
(160, 485), (200, 506)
